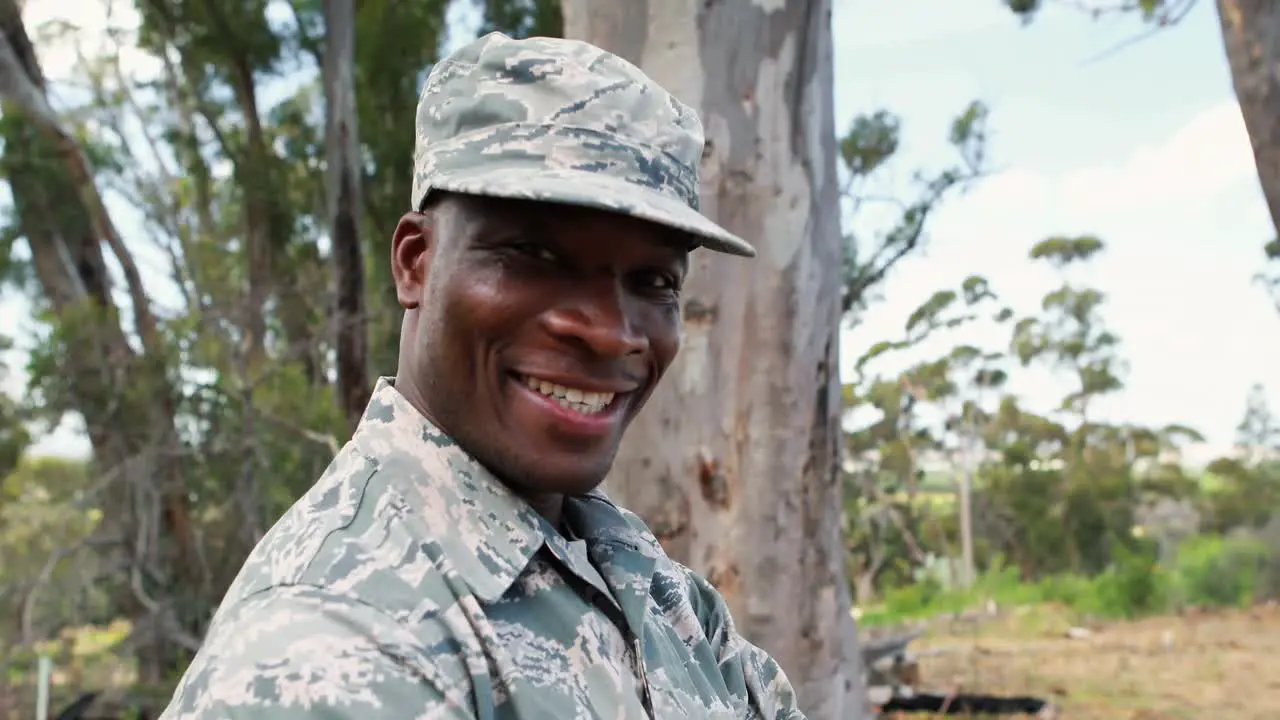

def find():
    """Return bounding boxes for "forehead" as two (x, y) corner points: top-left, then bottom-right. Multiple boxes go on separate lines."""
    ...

(446, 194), (694, 254)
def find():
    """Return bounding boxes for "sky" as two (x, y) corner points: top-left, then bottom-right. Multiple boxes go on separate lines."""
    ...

(830, 0), (1279, 464)
(3, 0), (1277, 464)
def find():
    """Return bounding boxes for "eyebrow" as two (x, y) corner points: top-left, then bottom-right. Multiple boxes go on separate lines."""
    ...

(656, 228), (696, 252)
(470, 198), (693, 268)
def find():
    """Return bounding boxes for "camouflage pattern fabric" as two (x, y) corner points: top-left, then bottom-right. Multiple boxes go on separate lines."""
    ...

(157, 379), (804, 719)
(411, 31), (756, 258)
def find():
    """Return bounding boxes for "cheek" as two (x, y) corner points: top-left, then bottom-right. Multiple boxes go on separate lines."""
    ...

(646, 307), (683, 371)
(436, 269), (530, 342)
(419, 277), (482, 364)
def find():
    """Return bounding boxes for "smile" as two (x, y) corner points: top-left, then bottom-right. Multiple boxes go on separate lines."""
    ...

(519, 375), (617, 415)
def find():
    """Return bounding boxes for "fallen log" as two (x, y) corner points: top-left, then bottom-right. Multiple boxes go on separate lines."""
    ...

(861, 628), (1058, 717)
(878, 691), (1057, 717)
(52, 692), (99, 720)
(51, 692), (152, 720)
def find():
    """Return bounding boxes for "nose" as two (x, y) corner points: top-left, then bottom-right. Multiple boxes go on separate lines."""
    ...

(541, 276), (649, 359)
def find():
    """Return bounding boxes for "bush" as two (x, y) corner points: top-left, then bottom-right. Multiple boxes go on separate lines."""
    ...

(1172, 534), (1269, 608)
(1034, 571), (1101, 609)
(861, 576), (951, 625)
(1087, 540), (1171, 618)
(854, 532), (1278, 628)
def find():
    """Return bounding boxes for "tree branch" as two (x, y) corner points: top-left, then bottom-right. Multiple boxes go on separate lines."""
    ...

(0, 9), (164, 358)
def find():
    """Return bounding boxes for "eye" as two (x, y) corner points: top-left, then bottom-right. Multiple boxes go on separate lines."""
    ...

(507, 239), (559, 264)
(635, 270), (681, 294)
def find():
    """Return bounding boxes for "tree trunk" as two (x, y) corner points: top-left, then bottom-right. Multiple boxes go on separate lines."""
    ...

(323, 0), (370, 431)
(958, 421), (977, 588)
(562, 3), (867, 718)
(1216, 0), (1280, 237)
(224, 59), (275, 370)
(0, 0), (202, 691)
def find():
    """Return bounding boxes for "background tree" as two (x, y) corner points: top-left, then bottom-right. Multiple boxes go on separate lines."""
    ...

(0, 0), (200, 686)
(558, 2), (863, 716)
(0, 348), (29, 479)
(844, 275), (1010, 594)
(1214, 0), (1280, 241)
(0, 0), (461, 700)
(1201, 385), (1280, 532)
(322, 0), (371, 431)
(557, 2), (987, 716)
(1007, 236), (1132, 573)
(3, 2), (1277, 718)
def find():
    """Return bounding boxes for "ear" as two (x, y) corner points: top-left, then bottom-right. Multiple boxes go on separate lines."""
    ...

(391, 212), (433, 309)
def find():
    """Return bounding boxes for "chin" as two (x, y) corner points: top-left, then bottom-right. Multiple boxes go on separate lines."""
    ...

(499, 446), (615, 498)
(530, 459), (612, 497)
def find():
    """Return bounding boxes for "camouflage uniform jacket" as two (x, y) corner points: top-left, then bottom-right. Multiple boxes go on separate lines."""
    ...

(159, 378), (806, 719)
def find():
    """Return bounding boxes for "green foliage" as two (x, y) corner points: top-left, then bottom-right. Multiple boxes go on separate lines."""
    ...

(477, 0), (564, 38)
(1172, 534), (1270, 608)
(1089, 540), (1167, 618)
(860, 532), (1277, 628)
(1199, 457), (1280, 532)
(839, 110), (900, 178)
(0, 105), (102, 306)
(842, 229), (1278, 607)
(1028, 235), (1104, 269)
(0, 348), (30, 477)
(2, 619), (135, 720)
(1012, 238), (1125, 423)
(0, 0), (556, 690)
(136, 1), (284, 78)
(0, 456), (108, 653)
(1005, 0), (1178, 24)
(838, 100), (989, 319)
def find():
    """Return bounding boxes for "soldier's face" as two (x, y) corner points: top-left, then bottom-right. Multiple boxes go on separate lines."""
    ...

(392, 193), (688, 499)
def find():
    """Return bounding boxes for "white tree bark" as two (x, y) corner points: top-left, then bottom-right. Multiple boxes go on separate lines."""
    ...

(1217, 0), (1280, 237)
(563, 3), (867, 718)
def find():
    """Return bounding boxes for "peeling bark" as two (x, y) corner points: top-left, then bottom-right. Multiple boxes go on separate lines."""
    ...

(1217, 0), (1280, 236)
(563, 2), (867, 717)
(324, 0), (371, 430)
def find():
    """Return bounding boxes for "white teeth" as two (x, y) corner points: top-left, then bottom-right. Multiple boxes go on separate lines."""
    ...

(522, 375), (615, 414)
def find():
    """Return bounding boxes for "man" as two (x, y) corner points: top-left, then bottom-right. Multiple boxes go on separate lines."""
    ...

(159, 32), (805, 720)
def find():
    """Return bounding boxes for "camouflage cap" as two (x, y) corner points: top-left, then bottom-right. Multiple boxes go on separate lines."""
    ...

(411, 32), (756, 258)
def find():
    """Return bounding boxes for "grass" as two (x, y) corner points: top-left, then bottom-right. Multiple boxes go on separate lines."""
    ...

(861, 534), (1278, 716)
(860, 534), (1274, 629)
(908, 601), (1280, 719)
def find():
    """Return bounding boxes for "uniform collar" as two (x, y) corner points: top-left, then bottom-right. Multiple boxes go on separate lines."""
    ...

(350, 377), (660, 606)
(351, 377), (545, 602)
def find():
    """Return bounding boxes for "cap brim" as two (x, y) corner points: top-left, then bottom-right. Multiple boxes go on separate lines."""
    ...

(420, 166), (756, 258)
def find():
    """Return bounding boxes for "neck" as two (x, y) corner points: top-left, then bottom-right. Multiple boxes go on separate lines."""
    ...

(390, 371), (568, 529)
(524, 492), (566, 528)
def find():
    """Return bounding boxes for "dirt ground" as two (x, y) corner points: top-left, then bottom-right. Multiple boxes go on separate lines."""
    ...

(904, 602), (1280, 719)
